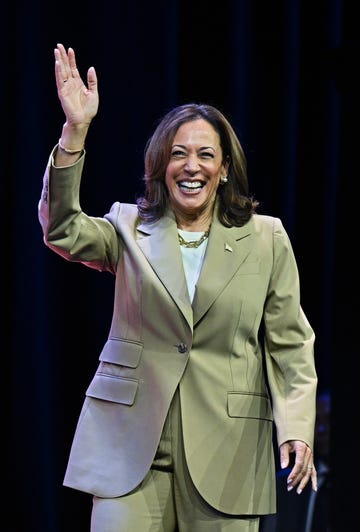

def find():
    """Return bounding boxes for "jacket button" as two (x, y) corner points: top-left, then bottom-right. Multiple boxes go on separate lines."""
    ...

(177, 343), (187, 354)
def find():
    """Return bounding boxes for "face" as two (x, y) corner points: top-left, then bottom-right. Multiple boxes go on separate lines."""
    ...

(165, 119), (228, 220)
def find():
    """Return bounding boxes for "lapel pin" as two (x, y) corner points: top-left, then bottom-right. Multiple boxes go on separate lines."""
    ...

(225, 243), (233, 252)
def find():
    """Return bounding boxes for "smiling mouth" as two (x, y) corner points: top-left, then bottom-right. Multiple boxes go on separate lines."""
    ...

(178, 180), (204, 193)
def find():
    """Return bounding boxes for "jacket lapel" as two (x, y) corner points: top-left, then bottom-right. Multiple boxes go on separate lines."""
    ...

(136, 211), (194, 329)
(192, 216), (253, 325)
(136, 208), (254, 329)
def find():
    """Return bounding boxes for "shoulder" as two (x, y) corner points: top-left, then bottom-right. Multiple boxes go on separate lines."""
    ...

(105, 202), (140, 228)
(249, 215), (294, 256)
(107, 201), (138, 218)
(251, 213), (285, 234)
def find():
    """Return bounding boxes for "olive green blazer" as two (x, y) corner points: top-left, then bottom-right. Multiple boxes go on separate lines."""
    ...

(38, 151), (317, 515)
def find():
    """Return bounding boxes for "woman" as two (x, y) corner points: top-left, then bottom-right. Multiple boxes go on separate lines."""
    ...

(38, 43), (318, 532)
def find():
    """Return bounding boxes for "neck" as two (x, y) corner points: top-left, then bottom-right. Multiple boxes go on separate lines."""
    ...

(174, 208), (214, 232)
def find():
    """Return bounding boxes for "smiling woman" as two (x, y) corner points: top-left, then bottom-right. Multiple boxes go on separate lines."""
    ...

(38, 43), (318, 532)
(137, 101), (255, 232)
(164, 119), (229, 232)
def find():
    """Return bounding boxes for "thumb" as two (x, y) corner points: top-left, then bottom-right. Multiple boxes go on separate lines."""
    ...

(279, 443), (290, 469)
(87, 66), (98, 90)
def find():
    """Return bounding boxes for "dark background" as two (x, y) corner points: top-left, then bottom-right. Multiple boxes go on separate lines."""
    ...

(3, 0), (358, 530)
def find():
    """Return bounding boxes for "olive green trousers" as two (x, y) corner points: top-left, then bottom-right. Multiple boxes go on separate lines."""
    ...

(91, 390), (259, 532)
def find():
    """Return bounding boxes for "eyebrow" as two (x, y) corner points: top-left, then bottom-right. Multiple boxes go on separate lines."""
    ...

(172, 144), (217, 151)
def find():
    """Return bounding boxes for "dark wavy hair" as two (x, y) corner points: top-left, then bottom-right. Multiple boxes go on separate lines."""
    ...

(136, 103), (258, 227)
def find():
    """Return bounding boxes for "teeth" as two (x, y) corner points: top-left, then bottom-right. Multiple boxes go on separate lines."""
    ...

(179, 181), (202, 189)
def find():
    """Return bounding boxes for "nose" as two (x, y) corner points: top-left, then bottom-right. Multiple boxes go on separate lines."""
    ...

(184, 154), (200, 175)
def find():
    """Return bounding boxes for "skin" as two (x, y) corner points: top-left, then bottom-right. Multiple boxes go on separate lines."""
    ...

(165, 120), (229, 232)
(52, 42), (318, 495)
(53, 43), (98, 167)
(280, 440), (317, 494)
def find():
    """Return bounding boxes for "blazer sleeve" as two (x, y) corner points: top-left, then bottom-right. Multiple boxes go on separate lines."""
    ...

(38, 146), (119, 274)
(263, 217), (317, 449)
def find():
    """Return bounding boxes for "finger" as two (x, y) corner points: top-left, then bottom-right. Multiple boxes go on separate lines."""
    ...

(54, 54), (66, 87)
(279, 445), (290, 469)
(288, 458), (316, 493)
(292, 460), (311, 483)
(302, 462), (314, 477)
(87, 66), (98, 90)
(56, 43), (70, 68)
(286, 463), (302, 491)
(57, 42), (66, 55)
(67, 47), (81, 80)
(294, 445), (312, 472)
(296, 464), (315, 494)
(55, 44), (71, 85)
(311, 465), (318, 492)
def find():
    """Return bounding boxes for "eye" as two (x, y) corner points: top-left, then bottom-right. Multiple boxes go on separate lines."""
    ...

(199, 151), (215, 159)
(171, 149), (186, 158)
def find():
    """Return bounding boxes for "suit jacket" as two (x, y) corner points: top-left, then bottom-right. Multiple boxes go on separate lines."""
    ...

(38, 150), (317, 515)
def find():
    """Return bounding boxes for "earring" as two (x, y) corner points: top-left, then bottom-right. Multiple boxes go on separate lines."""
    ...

(220, 175), (228, 184)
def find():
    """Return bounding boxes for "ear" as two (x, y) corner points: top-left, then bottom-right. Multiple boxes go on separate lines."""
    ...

(223, 155), (230, 174)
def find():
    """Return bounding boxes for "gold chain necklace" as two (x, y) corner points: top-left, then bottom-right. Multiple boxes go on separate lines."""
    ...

(178, 226), (211, 248)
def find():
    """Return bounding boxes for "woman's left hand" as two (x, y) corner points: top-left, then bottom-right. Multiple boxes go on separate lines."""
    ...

(279, 440), (318, 494)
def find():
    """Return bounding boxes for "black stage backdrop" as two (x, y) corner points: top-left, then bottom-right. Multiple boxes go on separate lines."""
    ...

(3, 1), (358, 530)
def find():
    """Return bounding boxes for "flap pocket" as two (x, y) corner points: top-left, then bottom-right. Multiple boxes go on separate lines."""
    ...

(86, 373), (138, 405)
(227, 392), (273, 421)
(99, 338), (143, 367)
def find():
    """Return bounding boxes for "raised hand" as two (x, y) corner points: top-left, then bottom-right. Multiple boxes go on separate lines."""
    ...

(54, 44), (99, 158)
(55, 43), (99, 127)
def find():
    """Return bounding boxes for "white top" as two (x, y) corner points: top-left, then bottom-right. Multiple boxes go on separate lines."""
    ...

(178, 230), (208, 302)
